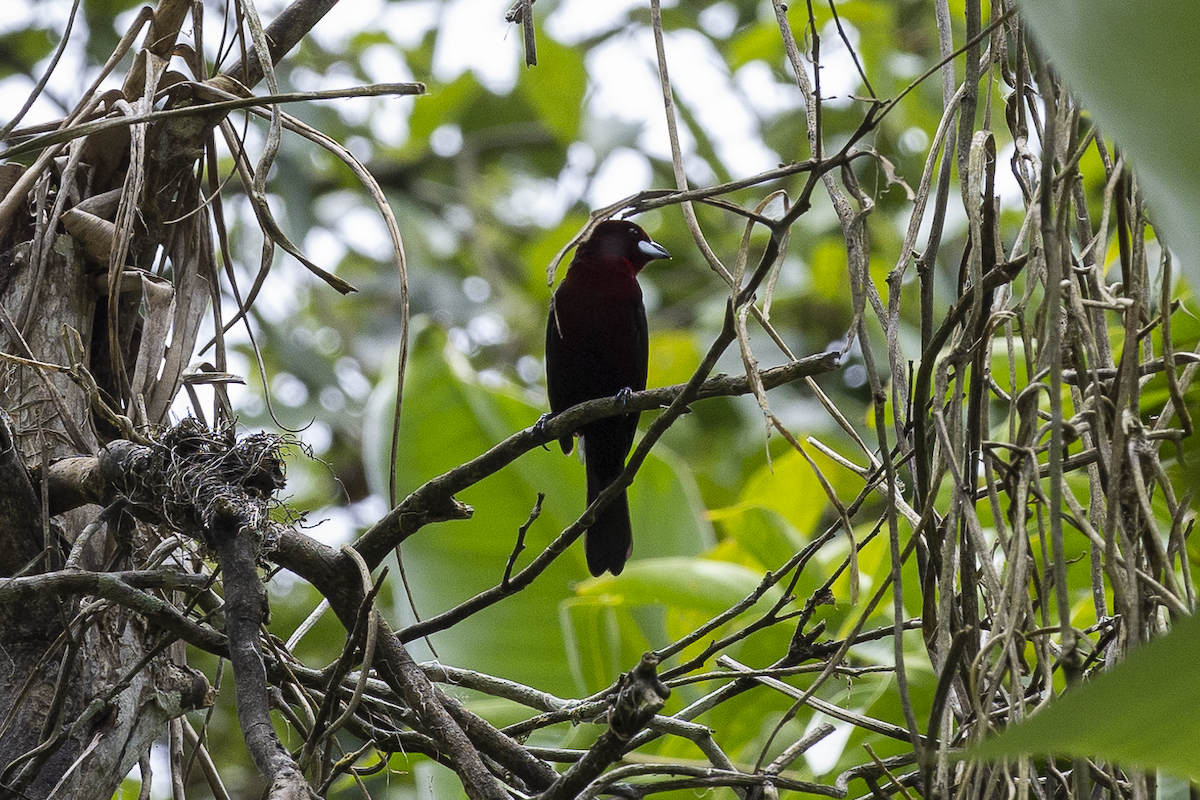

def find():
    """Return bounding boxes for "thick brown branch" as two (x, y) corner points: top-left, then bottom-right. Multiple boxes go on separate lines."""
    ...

(438, 689), (559, 791)
(210, 501), (308, 795)
(1, 566), (227, 653)
(536, 653), (670, 800)
(0, 567), (209, 603)
(373, 620), (509, 800)
(36, 439), (142, 516)
(269, 535), (537, 798)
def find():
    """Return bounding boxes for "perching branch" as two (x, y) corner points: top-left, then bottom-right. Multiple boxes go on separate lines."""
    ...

(356, 351), (839, 567)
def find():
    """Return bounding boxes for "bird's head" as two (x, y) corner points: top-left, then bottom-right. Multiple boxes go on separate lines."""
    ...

(579, 220), (671, 272)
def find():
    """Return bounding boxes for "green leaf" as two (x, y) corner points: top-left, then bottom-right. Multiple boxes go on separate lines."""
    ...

(576, 556), (780, 613)
(565, 557), (776, 693)
(727, 22), (782, 70)
(724, 447), (828, 535)
(1017, 0), (1200, 283)
(647, 330), (703, 390)
(0, 29), (56, 78)
(407, 71), (482, 146)
(517, 35), (586, 144)
(711, 505), (804, 570)
(964, 611), (1200, 781)
(560, 596), (653, 693)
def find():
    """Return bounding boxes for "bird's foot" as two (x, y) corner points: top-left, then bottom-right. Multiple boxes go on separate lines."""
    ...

(615, 387), (636, 410)
(533, 412), (553, 447)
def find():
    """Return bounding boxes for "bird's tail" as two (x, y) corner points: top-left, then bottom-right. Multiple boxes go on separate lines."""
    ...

(581, 424), (634, 577)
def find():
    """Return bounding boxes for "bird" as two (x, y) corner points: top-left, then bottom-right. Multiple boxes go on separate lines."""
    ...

(546, 219), (670, 577)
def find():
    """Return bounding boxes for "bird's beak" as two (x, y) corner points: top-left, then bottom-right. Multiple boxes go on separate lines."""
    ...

(638, 239), (671, 261)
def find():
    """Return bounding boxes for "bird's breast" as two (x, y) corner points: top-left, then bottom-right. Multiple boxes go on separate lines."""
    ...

(547, 274), (648, 411)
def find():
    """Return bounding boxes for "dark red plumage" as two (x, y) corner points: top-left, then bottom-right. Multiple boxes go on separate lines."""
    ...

(546, 220), (670, 577)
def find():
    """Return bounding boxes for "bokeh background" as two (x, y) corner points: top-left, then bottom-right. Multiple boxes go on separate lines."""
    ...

(4, 0), (1198, 796)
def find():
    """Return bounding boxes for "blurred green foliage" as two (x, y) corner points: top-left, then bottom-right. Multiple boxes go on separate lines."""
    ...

(208, 1), (934, 792)
(3, 0), (1196, 796)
